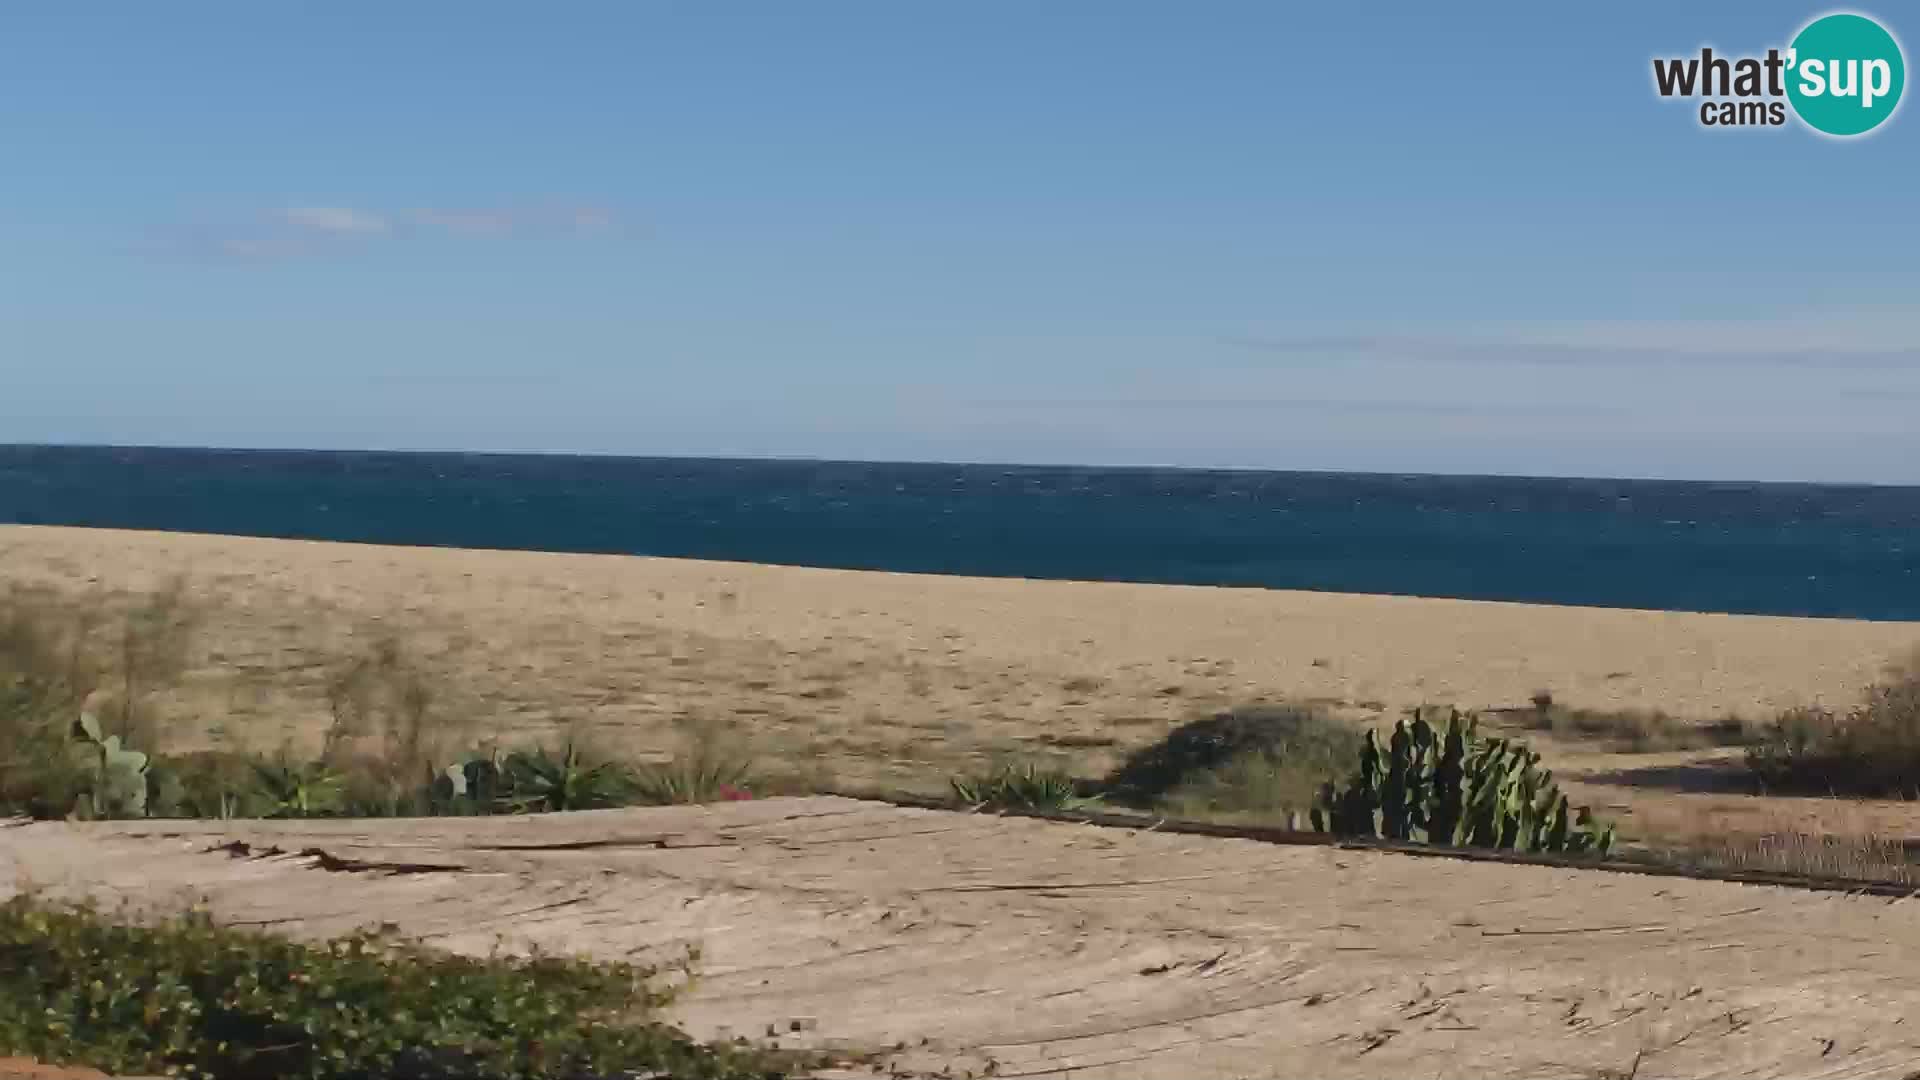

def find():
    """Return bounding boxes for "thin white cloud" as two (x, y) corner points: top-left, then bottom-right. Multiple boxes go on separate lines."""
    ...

(403, 204), (618, 236)
(138, 201), (619, 264)
(279, 206), (390, 235)
(132, 224), (335, 264)
(407, 208), (515, 235)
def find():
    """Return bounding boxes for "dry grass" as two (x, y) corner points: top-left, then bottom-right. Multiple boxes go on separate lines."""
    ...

(0, 582), (197, 818)
(1635, 830), (1920, 887)
(1512, 691), (1753, 753)
(318, 635), (473, 816)
(1627, 803), (1920, 887)
(1745, 650), (1920, 796)
(10, 574), (1920, 897)
(0, 583), (784, 819)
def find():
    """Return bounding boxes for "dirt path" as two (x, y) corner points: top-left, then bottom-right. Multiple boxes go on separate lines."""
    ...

(7, 797), (1920, 1079)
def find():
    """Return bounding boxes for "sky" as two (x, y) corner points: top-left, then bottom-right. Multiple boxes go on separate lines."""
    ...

(2, 2), (1917, 484)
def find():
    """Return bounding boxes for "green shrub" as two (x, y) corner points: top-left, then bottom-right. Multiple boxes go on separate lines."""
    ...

(1102, 704), (1362, 817)
(1746, 657), (1920, 795)
(500, 741), (634, 812)
(950, 760), (1095, 811)
(0, 894), (791, 1080)
(251, 754), (348, 818)
(147, 750), (272, 819)
(1313, 706), (1613, 856)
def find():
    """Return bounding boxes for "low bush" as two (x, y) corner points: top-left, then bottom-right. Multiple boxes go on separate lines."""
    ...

(147, 749), (276, 819)
(0, 894), (793, 1080)
(1745, 655), (1920, 796)
(1102, 704), (1362, 818)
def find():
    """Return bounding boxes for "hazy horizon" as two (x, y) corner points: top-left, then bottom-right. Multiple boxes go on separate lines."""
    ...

(10, 440), (1920, 490)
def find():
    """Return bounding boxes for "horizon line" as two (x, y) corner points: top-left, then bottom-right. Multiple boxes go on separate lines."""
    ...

(3, 441), (1915, 492)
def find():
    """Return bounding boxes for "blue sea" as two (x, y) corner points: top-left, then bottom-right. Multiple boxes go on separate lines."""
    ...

(2, 445), (1917, 621)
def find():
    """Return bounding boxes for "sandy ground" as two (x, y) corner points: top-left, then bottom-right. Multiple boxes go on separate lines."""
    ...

(5, 525), (1920, 837)
(7, 798), (1920, 1080)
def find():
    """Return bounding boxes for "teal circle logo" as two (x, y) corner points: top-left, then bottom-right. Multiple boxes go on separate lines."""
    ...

(1786, 12), (1905, 136)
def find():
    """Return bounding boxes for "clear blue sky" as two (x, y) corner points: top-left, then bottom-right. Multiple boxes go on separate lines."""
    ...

(3, 3), (1916, 483)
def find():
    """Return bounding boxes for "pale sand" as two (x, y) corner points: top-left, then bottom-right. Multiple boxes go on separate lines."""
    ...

(12, 528), (1920, 1076)
(3, 525), (1916, 800)
(12, 799), (1920, 1079)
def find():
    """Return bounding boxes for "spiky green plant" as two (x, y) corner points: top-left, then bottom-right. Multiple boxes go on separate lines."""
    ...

(950, 760), (1098, 811)
(250, 755), (346, 818)
(1312, 706), (1613, 856)
(500, 741), (630, 813)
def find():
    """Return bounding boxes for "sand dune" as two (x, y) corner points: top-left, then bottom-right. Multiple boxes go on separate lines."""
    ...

(11, 526), (1920, 1077)
(2, 525), (1916, 797)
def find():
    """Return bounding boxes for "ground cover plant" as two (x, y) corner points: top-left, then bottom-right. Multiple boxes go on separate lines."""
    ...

(0, 894), (795, 1080)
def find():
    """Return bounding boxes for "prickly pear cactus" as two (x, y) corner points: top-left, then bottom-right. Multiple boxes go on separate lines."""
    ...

(70, 711), (151, 819)
(97, 735), (150, 817)
(430, 751), (508, 814)
(1313, 706), (1612, 856)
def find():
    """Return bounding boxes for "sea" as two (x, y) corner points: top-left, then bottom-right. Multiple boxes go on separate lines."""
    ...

(2, 445), (1917, 621)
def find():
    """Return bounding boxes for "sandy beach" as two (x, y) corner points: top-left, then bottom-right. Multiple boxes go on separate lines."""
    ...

(4, 525), (1915, 795)
(14, 525), (1920, 1078)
